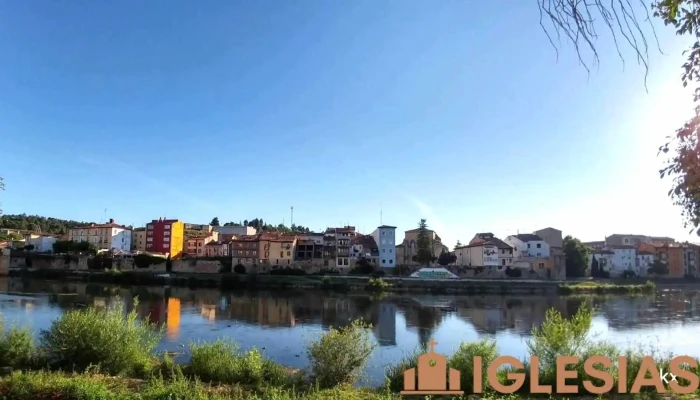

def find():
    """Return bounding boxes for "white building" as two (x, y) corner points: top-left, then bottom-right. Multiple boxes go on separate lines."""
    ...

(454, 242), (500, 268)
(610, 246), (637, 276)
(470, 233), (513, 268)
(371, 225), (397, 268)
(636, 251), (654, 277)
(504, 234), (550, 260)
(589, 249), (614, 275)
(68, 219), (132, 252)
(213, 225), (257, 237)
(25, 235), (58, 252)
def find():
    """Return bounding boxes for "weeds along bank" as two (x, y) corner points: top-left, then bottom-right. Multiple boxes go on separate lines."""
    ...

(0, 298), (696, 399)
(8, 267), (657, 296)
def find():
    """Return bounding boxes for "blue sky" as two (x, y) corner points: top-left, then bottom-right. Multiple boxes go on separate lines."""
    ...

(0, 1), (696, 246)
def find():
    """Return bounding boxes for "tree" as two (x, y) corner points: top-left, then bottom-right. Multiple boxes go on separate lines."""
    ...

(648, 260), (670, 276)
(539, 1), (700, 234)
(23, 244), (35, 251)
(454, 240), (462, 250)
(210, 217), (220, 226)
(437, 249), (457, 266)
(415, 219), (433, 266)
(591, 255), (600, 278)
(563, 235), (589, 278)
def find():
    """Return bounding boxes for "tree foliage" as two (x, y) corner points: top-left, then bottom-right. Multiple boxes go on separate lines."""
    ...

(648, 259), (670, 275)
(416, 219), (433, 266)
(437, 248), (457, 266)
(590, 255), (600, 277)
(0, 214), (91, 235)
(563, 235), (590, 278)
(538, 0), (700, 234)
(52, 240), (98, 254)
(454, 240), (462, 250)
(210, 217), (220, 226)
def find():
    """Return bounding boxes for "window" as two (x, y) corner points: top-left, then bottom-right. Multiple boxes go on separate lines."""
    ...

(536, 243), (541, 248)
(389, 259), (393, 264)
(382, 259), (386, 263)
(164, 231), (170, 236)
(382, 248), (386, 253)
(527, 244), (531, 248)
(164, 237), (170, 242)
(537, 253), (541, 256)
(381, 231), (385, 236)
(147, 224), (153, 230)
(287, 251), (291, 256)
(147, 237), (153, 242)
(280, 251), (284, 257)
(245, 251), (249, 256)
(324, 260), (329, 266)
(253, 251), (257, 256)
(389, 249), (393, 253)
(502, 259), (506, 266)
(164, 243), (169, 249)
(539, 263), (544, 268)
(165, 225), (171, 230)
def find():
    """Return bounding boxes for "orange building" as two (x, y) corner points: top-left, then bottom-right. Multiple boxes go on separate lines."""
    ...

(656, 245), (685, 277)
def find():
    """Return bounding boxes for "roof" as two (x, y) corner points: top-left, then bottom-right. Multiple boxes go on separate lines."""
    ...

(535, 227), (562, 233)
(71, 223), (130, 230)
(377, 225), (397, 229)
(638, 251), (655, 255)
(133, 227), (147, 232)
(456, 241), (499, 250)
(512, 234), (543, 242)
(610, 245), (635, 249)
(205, 241), (226, 246)
(237, 235), (260, 242)
(474, 234), (512, 249)
(352, 234), (378, 248)
(593, 250), (614, 255)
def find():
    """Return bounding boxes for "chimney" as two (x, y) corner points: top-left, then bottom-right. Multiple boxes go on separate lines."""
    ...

(109, 218), (114, 224)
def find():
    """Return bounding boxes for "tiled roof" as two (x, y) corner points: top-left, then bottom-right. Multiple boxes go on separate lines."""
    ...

(513, 234), (543, 242)
(474, 234), (512, 249)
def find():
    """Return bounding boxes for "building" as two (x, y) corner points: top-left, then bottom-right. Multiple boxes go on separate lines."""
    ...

(323, 226), (356, 269)
(589, 249), (614, 275)
(350, 234), (379, 267)
(609, 246), (637, 276)
(504, 234), (550, 260)
(683, 243), (700, 277)
(131, 228), (147, 252)
(583, 241), (606, 251)
(145, 219), (185, 258)
(534, 227), (565, 275)
(232, 235), (261, 266)
(185, 232), (219, 257)
(295, 233), (324, 264)
(469, 233), (513, 268)
(184, 223), (212, 232)
(267, 233), (297, 266)
(205, 241), (230, 257)
(69, 219), (132, 252)
(213, 225), (257, 241)
(656, 245), (685, 277)
(24, 234), (58, 252)
(605, 234), (675, 247)
(637, 251), (655, 276)
(396, 228), (449, 266)
(371, 225), (397, 268)
(454, 242), (500, 268)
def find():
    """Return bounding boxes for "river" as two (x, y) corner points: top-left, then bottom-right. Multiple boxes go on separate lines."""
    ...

(1, 277), (700, 386)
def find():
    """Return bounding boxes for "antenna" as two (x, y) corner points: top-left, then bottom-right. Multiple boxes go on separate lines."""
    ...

(380, 202), (383, 225)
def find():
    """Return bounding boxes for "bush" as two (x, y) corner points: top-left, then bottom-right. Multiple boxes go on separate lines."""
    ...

(0, 371), (126, 400)
(384, 350), (421, 392)
(365, 277), (390, 292)
(187, 340), (287, 387)
(233, 264), (246, 274)
(505, 266), (522, 278)
(307, 320), (375, 388)
(39, 297), (162, 377)
(448, 339), (499, 393)
(621, 269), (636, 278)
(0, 318), (34, 369)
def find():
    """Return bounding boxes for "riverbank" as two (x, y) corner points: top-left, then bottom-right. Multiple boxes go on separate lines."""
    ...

(6, 268), (663, 296)
(0, 299), (696, 399)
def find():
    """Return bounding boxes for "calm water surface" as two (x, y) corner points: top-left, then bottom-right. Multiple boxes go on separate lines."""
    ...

(1, 277), (700, 386)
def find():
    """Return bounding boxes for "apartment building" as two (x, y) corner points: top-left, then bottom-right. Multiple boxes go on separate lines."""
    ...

(454, 242), (500, 268)
(350, 234), (379, 267)
(214, 225), (257, 242)
(69, 219), (132, 252)
(322, 226), (356, 268)
(185, 232), (220, 257)
(205, 241), (230, 257)
(131, 228), (147, 252)
(145, 218), (185, 258)
(268, 234), (296, 266)
(295, 233), (324, 264)
(232, 235), (261, 265)
(371, 225), (396, 268)
(469, 233), (513, 268)
(656, 245), (685, 277)
(504, 234), (550, 260)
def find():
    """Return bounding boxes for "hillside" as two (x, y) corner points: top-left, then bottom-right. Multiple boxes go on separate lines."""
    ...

(0, 214), (93, 235)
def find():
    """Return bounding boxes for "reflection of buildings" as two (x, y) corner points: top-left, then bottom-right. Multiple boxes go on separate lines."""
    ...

(201, 304), (216, 320)
(167, 298), (181, 340)
(226, 297), (295, 327)
(373, 303), (397, 346)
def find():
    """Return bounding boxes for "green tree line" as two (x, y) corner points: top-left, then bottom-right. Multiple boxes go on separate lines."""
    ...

(0, 214), (92, 235)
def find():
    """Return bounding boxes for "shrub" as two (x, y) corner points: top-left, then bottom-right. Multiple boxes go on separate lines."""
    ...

(307, 320), (375, 388)
(0, 318), (34, 369)
(0, 371), (126, 400)
(366, 277), (390, 292)
(39, 297), (162, 377)
(448, 339), (499, 393)
(187, 340), (287, 387)
(505, 266), (522, 278)
(233, 264), (246, 274)
(622, 269), (636, 278)
(384, 349), (421, 392)
(269, 267), (305, 276)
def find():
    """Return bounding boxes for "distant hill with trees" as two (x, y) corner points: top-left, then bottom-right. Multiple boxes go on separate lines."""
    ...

(0, 214), (93, 234)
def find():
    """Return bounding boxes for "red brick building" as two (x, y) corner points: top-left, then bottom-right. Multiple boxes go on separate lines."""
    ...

(145, 218), (185, 258)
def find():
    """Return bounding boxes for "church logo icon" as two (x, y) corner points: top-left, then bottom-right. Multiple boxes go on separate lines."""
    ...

(400, 338), (464, 395)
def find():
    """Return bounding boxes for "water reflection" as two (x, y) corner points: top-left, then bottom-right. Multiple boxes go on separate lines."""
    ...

(3, 278), (700, 386)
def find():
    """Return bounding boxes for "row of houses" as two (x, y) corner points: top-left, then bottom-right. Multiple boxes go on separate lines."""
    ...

(584, 234), (698, 278)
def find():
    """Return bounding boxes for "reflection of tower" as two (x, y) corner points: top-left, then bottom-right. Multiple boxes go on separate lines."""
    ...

(375, 303), (396, 346)
(166, 298), (181, 340)
(401, 339), (463, 394)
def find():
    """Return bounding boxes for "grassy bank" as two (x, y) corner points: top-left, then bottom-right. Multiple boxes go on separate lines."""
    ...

(0, 297), (696, 399)
(557, 280), (656, 295)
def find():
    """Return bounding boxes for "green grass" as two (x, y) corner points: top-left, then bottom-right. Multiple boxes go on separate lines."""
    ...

(558, 280), (655, 295)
